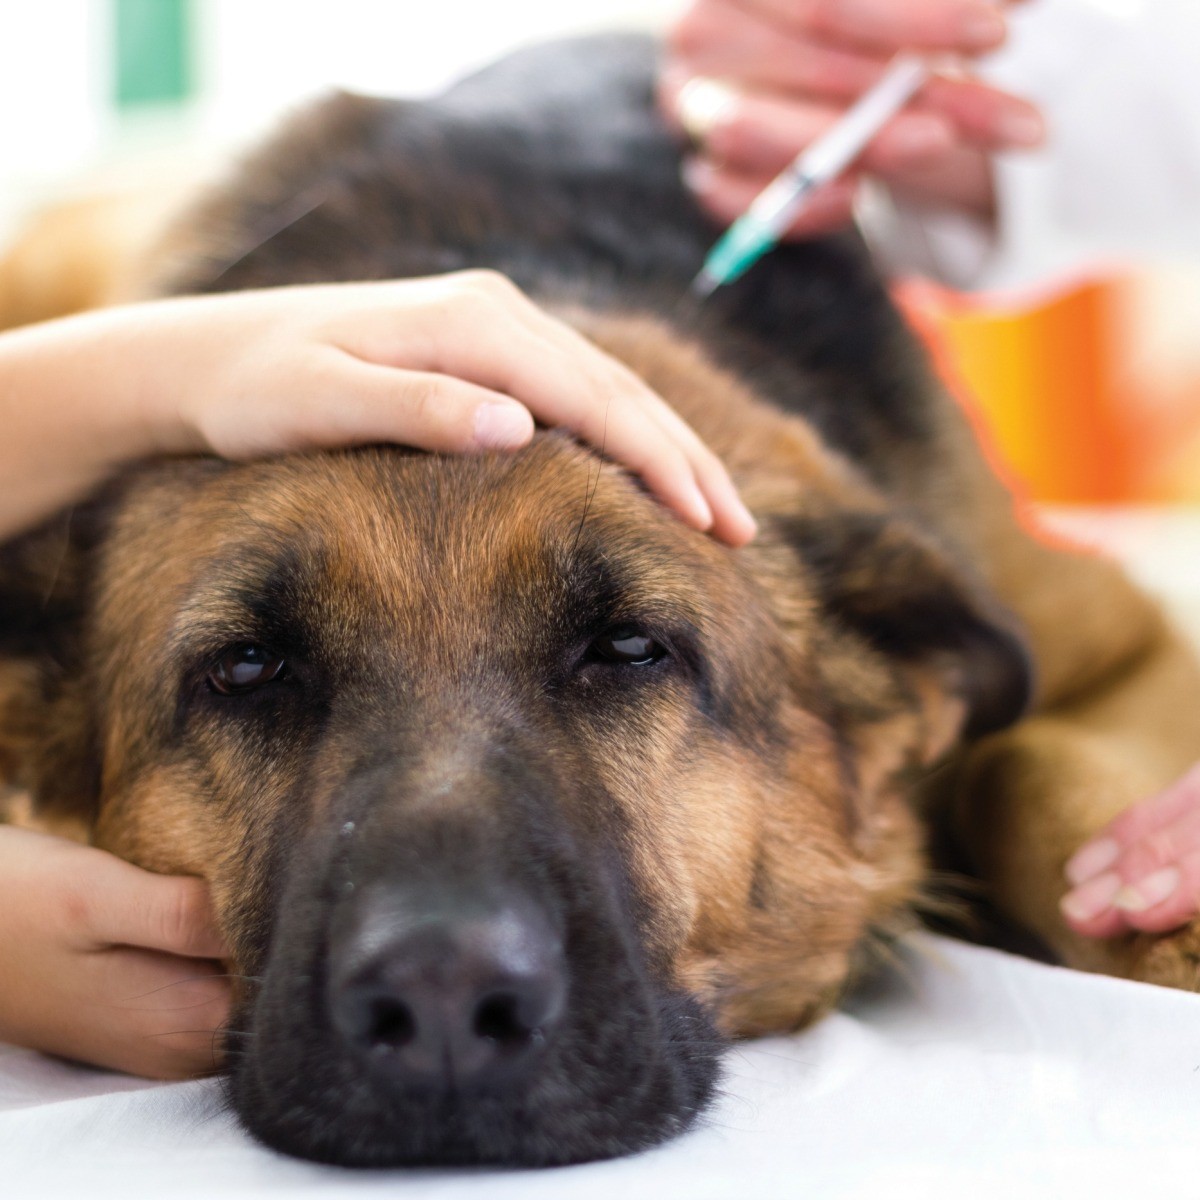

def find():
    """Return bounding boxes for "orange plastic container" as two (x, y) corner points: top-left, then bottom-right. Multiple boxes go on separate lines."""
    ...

(896, 275), (1200, 504)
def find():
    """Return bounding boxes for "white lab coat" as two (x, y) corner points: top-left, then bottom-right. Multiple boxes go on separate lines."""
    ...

(867, 0), (1200, 290)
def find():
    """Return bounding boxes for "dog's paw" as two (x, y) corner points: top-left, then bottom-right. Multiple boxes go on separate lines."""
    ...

(1127, 923), (1200, 991)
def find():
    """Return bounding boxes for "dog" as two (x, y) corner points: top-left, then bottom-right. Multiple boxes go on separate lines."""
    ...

(3, 35), (1200, 1168)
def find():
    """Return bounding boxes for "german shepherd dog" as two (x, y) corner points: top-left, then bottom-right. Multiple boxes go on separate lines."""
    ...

(3, 36), (1199, 1168)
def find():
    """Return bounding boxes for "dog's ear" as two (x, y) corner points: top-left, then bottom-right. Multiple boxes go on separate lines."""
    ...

(780, 506), (1033, 748)
(0, 505), (110, 824)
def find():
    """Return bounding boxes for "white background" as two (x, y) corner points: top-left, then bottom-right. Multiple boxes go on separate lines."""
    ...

(0, 0), (683, 239)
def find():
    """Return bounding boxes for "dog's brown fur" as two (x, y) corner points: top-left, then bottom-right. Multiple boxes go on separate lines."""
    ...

(3, 260), (1197, 1007)
(2, 36), (1200, 1164)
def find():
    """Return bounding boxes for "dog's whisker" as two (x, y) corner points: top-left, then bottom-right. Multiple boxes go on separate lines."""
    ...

(116, 973), (262, 1005)
(570, 457), (601, 555)
(140, 1028), (227, 1040)
(115, 999), (231, 1015)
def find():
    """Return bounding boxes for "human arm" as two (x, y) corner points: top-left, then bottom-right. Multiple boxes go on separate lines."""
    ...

(0, 271), (756, 546)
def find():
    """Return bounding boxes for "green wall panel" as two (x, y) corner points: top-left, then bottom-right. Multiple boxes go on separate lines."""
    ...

(114, 0), (194, 109)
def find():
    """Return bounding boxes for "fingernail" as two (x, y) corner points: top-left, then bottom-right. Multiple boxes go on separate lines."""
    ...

(1060, 871), (1121, 922)
(960, 8), (1006, 49)
(997, 109), (1045, 147)
(733, 501), (758, 542)
(713, 474), (757, 544)
(474, 402), (533, 449)
(1064, 837), (1119, 886)
(682, 156), (717, 195)
(686, 483), (715, 530)
(1114, 867), (1181, 913)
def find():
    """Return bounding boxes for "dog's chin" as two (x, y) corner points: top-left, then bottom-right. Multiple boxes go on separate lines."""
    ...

(223, 984), (722, 1168)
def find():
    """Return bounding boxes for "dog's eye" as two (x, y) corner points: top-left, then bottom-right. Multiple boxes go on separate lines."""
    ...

(207, 645), (287, 695)
(590, 626), (667, 666)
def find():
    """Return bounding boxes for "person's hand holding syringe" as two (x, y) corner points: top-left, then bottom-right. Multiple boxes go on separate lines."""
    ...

(660, 0), (1045, 269)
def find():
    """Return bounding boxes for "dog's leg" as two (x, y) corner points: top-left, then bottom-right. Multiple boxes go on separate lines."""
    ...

(940, 491), (1200, 985)
(947, 616), (1200, 982)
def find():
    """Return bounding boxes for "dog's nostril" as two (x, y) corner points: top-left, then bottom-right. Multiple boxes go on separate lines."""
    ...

(473, 992), (535, 1045)
(367, 997), (416, 1050)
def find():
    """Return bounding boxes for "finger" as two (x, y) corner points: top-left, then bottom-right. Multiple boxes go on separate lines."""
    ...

(1101, 805), (1200, 935)
(1107, 802), (1200, 887)
(1061, 798), (1200, 938)
(1065, 763), (1200, 885)
(22, 946), (232, 1079)
(666, 72), (1039, 178)
(579, 415), (719, 540)
(918, 75), (1045, 148)
(94, 948), (232, 1079)
(1059, 871), (1130, 940)
(295, 353), (536, 454)
(617, 400), (757, 546)
(341, 352), (742, 542)
(388, 290), (671, 451)
(329, 275), (756, 542)
(1060, 850), (1200, 941)
(87, 866), (228, 960)
(518, 348), (719, 535)
(686, 88), (959, 179)
(1110, 852), (1200, 935)
(499, 337), (721, 535)
(506, 317), (759, 545)
(344, 274), (688, 462)
(666, 4), (884, 102)
(304, 272), (547, 448)
(876, 142), (997, 216)
(631, 396), (758, 547)
(398, 290), (757, 543)
(666, 60), (1036, 151)
(721, 0), (1010, 53)
(683, 156), (860, 238)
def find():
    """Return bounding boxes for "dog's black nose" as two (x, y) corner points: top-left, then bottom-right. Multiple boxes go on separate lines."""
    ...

(329, 894), (567, 1088)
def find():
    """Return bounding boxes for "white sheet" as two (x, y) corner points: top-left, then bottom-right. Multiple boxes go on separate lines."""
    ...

(5, 933), (1200, 1200)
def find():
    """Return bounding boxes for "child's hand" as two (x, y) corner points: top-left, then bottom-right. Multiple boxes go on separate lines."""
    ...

(0, 272), (755, 546)
(1061, 763), (1200, 937)
(0, 827), (230, 1079)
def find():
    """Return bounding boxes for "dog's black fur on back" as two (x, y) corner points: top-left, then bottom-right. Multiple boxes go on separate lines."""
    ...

(168, 36), (935, 480)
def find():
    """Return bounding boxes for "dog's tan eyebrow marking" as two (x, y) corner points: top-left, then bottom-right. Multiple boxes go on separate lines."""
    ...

(554, 540), (709, 647)
(164, 540), (326, 667)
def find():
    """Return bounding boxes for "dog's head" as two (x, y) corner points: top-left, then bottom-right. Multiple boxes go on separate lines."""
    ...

(0, 318), (1029, 1166)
